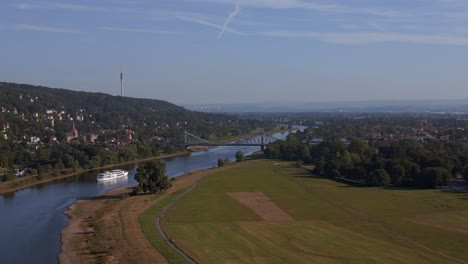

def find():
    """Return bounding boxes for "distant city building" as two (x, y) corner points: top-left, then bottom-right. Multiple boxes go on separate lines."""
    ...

(84, 134), (98, 143)
(125, 129), (134, 140)
(66, 124), (79, 142)
(439, 135), (450, 142)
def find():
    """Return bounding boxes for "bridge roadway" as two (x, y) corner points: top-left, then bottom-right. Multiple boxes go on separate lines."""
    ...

(185, 143), (265, 147)
(175, 131), (277, 151)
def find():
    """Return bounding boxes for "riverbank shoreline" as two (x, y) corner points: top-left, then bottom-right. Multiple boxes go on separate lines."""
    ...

(59, 185), (135, 264)
(0, 152), (188, 195)
(59, 165), (232, 263)
(0, 126), (296, 195)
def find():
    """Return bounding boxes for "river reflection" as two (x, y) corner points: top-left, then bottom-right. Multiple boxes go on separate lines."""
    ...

(0, 127), (305, 263)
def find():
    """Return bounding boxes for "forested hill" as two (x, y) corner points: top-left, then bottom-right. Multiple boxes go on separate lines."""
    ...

(0, 82), (257, 141)
(0, 82), (187, 114)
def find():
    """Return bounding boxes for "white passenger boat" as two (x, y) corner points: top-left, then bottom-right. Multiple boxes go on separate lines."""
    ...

(96, 169), (129, 181)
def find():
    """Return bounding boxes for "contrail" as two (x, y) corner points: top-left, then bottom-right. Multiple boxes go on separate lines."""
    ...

(217, 0), (240, 39)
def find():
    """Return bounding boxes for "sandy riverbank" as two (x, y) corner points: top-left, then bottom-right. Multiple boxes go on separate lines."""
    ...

(59, 165), (229, 263)
(0, 152), (188, 195)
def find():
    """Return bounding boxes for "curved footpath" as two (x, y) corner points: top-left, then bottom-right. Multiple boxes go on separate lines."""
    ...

(156, 163), (242, 264)
(156, 170), (208, 264)
(59, 165), (233, 263)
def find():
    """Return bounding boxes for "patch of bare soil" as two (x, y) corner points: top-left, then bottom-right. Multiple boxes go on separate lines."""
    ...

(227, 192), (294, 221)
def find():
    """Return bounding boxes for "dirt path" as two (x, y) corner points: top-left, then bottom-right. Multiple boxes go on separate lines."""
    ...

(60, 166), (226, 264)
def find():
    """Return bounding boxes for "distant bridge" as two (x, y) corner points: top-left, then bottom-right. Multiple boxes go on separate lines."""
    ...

(171, 131), (279, 151)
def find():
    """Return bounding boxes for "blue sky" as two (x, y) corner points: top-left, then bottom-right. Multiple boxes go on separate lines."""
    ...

(2, 0), (468, 104)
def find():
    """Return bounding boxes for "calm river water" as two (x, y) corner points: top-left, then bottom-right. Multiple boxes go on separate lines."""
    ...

(0, 129), (303, 263)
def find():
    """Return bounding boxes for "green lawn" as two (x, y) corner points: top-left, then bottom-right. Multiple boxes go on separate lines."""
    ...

(139, 188), (188, 264)
(162, 160), (468, 264)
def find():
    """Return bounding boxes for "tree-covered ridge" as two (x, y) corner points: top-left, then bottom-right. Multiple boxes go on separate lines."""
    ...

(0, 82), (270, 140)
(0, 82), (218, 138)
(0, 82), (270, 181)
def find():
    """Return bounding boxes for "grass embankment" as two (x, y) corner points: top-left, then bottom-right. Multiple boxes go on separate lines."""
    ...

(139, 188), (188, 264)
(162, 160), (468, 264)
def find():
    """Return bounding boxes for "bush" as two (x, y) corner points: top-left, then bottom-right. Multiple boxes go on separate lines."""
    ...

(235, 151), (245, 162)
(1, 172), (15, 182)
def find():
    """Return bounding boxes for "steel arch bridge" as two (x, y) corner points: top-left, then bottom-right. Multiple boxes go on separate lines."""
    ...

(171, 131), (279, 151)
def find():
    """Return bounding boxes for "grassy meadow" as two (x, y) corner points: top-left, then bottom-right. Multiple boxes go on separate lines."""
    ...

(139, 188), (188, 264)
(161, 160), (468, 264)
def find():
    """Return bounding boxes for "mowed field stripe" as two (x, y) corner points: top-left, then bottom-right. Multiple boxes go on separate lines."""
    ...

(227, 192), (294, 221)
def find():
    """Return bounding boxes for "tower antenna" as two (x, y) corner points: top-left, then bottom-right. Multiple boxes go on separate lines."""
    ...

(120, 64), (124, 97)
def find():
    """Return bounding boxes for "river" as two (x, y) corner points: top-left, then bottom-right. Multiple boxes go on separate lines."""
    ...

(0, 128), (304, 263)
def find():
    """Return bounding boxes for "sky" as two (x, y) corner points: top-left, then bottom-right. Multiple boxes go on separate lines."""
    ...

(1, 0), (468, 105)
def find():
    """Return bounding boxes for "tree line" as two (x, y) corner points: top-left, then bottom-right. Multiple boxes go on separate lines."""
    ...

(265, 131), (468, 188)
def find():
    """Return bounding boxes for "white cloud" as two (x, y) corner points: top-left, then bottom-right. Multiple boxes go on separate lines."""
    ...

(177, 16), (245, 35)
(260, 30), (468, 45)
(217, 0), (240, 39)
(98, 26), (179, 34)
(14, 24), (82, 34)
(190, 0), (405, 17)
(16, 2), (119, 12)
(17, 3), (32, 9)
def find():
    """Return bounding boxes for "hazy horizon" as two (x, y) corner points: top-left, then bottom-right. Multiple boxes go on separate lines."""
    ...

(2, 0), (468, 104)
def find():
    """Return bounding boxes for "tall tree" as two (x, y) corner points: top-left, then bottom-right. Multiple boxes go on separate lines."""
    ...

(134, 161), (171, 194)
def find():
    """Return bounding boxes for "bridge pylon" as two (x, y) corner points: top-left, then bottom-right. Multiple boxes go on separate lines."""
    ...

(261, 133), (265, 151)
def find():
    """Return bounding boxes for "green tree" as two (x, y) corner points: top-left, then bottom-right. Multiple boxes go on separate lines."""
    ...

(313, 156), (326, 175)
(416, 167), (452, 188)
(389, 165), (406, 186)
(217, 158), (225, 167)
(462, 164), (468, 181)
(301, 146), (312, 164)
(235, 151), (245, 162)
(348, 138), (369, 157)
(366, 169), (391, 187)
(134, 161), (171, 194)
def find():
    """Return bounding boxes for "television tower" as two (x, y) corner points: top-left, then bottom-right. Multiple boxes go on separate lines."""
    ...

(120, 64), (124, 97)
